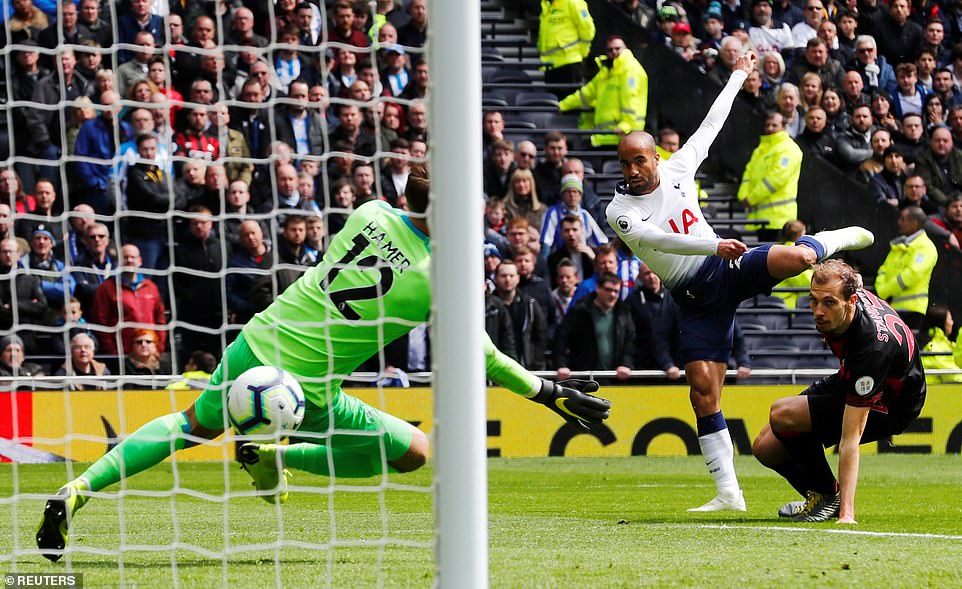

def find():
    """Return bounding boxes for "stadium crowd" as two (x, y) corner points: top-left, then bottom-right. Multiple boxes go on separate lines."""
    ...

(0, 0), (960, 383)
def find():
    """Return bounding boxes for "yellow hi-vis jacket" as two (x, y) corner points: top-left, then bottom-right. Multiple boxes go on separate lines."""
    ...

(559, 49), (648, 146)
(921, 327), (962, 384)
(875, 229), (938, 315)
(538, 0), (595, 70)
(737, 130), (802, 231)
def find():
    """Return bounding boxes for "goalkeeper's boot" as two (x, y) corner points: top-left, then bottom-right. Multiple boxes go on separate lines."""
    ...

(687, 489), (746, 512)
(238, 443), (290, 504)
(37, 480), (89, 562)
(777, 499), (807, 518)
(791, 491), (840, 522)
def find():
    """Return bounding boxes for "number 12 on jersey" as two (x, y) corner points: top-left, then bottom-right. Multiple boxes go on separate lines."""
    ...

(319, 232), (394, 320)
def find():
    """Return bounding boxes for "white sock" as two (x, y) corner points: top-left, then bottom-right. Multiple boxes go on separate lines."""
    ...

(811, 227), (871, 259)
(698, 430), (740, 495)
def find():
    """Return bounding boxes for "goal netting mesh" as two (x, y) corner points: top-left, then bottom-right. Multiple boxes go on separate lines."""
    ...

(1, 0), (439, 585)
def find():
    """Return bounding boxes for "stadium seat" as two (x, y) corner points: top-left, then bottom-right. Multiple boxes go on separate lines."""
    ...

(504, 131), (533, 146)
(789, 355), (837, 370)
(481, 46), (505, 62)
(601, 160), (621, 174)
(503, 115), (537, 129)
(515, 91), (560, 108)
(482, 92), (510, 108)
(488, 69), (531, 84)
(738, 322), (767, 332)
(741, 294), (787, 309)
(738, 312), (789, 331)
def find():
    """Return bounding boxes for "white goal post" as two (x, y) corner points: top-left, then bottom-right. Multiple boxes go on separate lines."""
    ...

(427, 0), (488, 587)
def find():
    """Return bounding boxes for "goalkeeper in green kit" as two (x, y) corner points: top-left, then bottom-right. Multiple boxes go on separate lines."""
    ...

(37, 167), (611, 562)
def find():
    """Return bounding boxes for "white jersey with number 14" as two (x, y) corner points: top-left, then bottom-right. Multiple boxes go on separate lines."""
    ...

(605, 69), (748, 291)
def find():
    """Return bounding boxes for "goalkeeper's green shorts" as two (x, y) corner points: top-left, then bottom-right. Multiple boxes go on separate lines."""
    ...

(194, 333), (415, 461)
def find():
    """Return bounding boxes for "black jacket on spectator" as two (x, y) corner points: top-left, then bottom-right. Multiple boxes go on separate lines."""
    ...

(533, 161), (564, 206)
(273, 106), (325, 155)
(627, 285), (679, 371)
(226, 245), (270, 323)
(0, 266), (51, 331)
(11, 65), (51, 156)
(503, 291), (546, 370)
(519, 273), (557, 336)
(554, 293), (635, 371)
(125, 163), (171, 240)
(483, 161), (515, 200)
(23, 70), (92, 154)
(172, 232), (224, 327)
(795, 129), (838, 164)
(873, 14), (923, 67)
(485, 294), (517, 361)
(914, 147), (962, 207)
(868, 169), (906, 204)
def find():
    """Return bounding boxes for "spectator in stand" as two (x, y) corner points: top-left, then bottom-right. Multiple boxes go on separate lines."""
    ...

(890, 62), (929, 120)
(820, 87), (849, 133)
(514, 245), (555, 327)
(482, 110), (505, 160)
(795, 106), (838, 163)
(874, 206), (937, 329)
(709, 36), (742, 87)
(0, 238), (50, 338)
(798, 72), (824, 113)
(933, 194), (962, 243)
(398, 59), (429, 100)
(116, 31), (155, 98)
(899, 174), (941, 216)
(921, 21), (950, 68)
(853, 35), (897, 95)
(492, 259), (546, 370)
(123, 133), (170, 271)
(90, 243), (166, 355)
(894, 112), (927, 165)
(77, 0), (112, 48)
(330, 104), (376, 155)
(274, 79), (324, 158)
(74, 42), (103, 88)
(514, 140), (538, 172)
(0, 168), (35, 216)
(540, 175), (608, 253)
(947, 105), (962, 145)
(0, 335), (44, 380)
(484, 199), (509, 255)
(6, 0), (47, 39)
(772, 0), (804, 27)
(668, 22), (699, 62)
(840, 69), (867, 115)
(14, 178), (61, 243)
(570, 242), (618, 306)
(251, 215), (318, 311)
(561, 157), (603, 223)
(788, 37), (844, 91)
(173, 108), (219, 164)
(822, 17), (852, 66)
(209, 104), (252, 186)
(558, 35), (648, 147)
(740, 68), (775, 116)
(551, 257), (581, 320)
(73, 91), (130, 214)
(792, 2), (825, 54)
(54, 333), (111, 390)
(397, 0), (427, 48)
(836, 103), (875, 174)
(555, 272), (634, 381)
(226, 220), (270, 323)
(351, 161), (378, 206)
(917, 48), (938, 92)
(546, 215), (596, 287)
(172, 205), (224, 364)
(326, 177), (355, 236)
(122, 328), (171, 384)
(325, 0), (371, 48)
(272, 25), (317, 94)
(775, 83), (804, 137)
(116, 0), (164, 64)
(747, 0), (795, 57)
(71, 222), (116, 311)
(699, 5), (725, 52)
(484, 285), (517, 361)
(224, 180), (267, 249)
(404, 99), (429, 143)
(537, 0), (594, 90)
(10, 40), (53, 192)
(173, 160), (206, 215)
(932, 68), (962, 109)
(533, 131), (569, 205)
(915, 126), (962, 207)
(869, 146), (908, 207)
(858, 127), (893, 184)
(760, 52), (786, 96)
(874, 0), (922, 67)
(922, 93), (947, 133)
(380, 138), (411, 206)
(738, 111), (803, 241)
(19, 225), (75, 310)
(917, 305), (962, 384)
(379, 44), (410, 97)
(504, 169), (547, 230)
(483, 139), (516, 200)
(628, 262), (681, 379)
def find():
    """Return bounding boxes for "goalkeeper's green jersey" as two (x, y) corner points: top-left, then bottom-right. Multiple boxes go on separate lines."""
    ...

(243, 200), (539, 407)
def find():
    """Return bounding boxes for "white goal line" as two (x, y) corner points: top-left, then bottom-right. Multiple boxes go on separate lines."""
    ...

(698, 524), (962, 541)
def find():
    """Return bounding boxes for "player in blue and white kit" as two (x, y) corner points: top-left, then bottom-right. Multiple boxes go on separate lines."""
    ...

(607, 51), (875, 512)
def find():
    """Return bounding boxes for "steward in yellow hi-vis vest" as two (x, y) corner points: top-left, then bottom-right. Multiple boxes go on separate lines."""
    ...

(738, 114), (802, 235)
(538, 0), (595, 72)
(559, 40), (648, 147)
(875, 207), (938, 323)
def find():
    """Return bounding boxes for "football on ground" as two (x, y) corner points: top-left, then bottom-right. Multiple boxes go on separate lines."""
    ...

(227, 366), (306, 437)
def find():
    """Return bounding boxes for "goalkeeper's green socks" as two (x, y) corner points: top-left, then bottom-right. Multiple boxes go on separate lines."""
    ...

(78, 412), (190, 493)
(282, 443), (397, 478)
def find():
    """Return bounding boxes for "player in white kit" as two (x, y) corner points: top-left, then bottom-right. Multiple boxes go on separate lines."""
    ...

(607, 51), (875, 511)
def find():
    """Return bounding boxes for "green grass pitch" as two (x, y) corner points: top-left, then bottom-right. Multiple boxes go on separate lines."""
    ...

(2, 456), (961, 587)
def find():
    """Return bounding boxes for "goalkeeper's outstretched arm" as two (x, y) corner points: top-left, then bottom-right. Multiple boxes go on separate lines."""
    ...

(483, 334), (611, 429)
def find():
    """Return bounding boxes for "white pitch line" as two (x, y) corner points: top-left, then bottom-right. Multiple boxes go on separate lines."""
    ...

(698, 524), (962, 541)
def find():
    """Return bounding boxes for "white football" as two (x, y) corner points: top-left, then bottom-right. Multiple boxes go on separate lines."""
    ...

(227, 366), (306, 437)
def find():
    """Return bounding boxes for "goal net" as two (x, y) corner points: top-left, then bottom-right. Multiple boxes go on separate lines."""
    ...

(0, 0), (483, 585)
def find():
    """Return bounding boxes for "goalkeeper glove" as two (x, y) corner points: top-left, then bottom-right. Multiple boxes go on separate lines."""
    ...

(533, 378), (611, 431)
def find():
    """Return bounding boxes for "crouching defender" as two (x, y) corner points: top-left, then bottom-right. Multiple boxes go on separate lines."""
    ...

(753, 260), (926, 523)
(37, 167), (611, 562)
